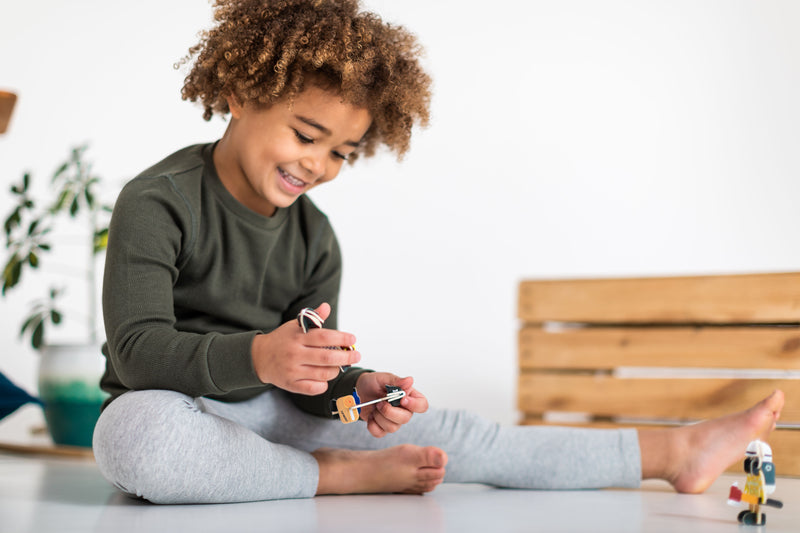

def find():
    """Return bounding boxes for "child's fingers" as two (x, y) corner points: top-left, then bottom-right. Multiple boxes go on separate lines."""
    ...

(366, 416), (386, 438)
(400, 388), (428, 414)
(366, 410), (405, 438)
(298, 363), (344, 383)
(389, 375), (414, 391)
(314, 349), (361, 370)
(290, 378), (334, 396)
(302, 328), (357, 350)
(374, 401), (412, 429)
(304, 346), (361, 368)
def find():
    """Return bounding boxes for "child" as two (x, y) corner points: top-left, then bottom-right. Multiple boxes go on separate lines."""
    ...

(93, 0), (785, 504)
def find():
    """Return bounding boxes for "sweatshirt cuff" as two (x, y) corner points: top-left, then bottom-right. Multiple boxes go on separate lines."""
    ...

(206, 331), (263, 393)
(330, 367), (372, 403)
(287, 367), (373, 418)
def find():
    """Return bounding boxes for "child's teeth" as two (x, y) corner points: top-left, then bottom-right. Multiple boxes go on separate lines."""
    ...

(282, 170), (304, 186)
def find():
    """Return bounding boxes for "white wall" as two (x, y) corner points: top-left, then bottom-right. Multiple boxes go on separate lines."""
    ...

(1, 1), (798, 426)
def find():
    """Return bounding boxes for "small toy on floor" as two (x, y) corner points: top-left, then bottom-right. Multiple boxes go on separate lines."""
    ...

(297, 307), (354, 372)
(331, 385), (406, 424)
(727, 440), (783, 526)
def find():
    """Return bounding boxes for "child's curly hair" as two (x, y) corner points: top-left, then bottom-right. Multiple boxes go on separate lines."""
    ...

(180, 0), (432, 160)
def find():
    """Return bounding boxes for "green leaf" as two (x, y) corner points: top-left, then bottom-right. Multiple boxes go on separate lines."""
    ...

(69, 196), (80, 217)
(8, 260), (22, 291)
(4, 209), (21, 236)
(32, 320), (44, 350)
(84, 187), (95, 209)
(28, 252), (38, 268)
(20, 314), (39, 337)
(94, 228), (109, 253)
(2, 254), (22, 293)
(54, 190), (70, 212)
(22, 172), (30, 191)
(53, 162), (69, 181)
(50, 309), (62, 324)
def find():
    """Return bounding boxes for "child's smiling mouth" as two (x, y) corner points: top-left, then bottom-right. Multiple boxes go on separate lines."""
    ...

(278, 167), (307, 192)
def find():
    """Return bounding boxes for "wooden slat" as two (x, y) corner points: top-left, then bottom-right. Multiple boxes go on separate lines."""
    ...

(0, 442), (95, 459)
(519, 418), (800, 477)
(517, 374), (800, 422)
(518, 272), (800, 324)
(519, 326), (800, 370)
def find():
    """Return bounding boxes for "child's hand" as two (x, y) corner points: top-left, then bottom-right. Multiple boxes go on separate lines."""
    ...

(251, 303), (361, 395)
(355, 372), (428, 438)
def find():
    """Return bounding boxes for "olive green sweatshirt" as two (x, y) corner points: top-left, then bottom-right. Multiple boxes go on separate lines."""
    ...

(100, 143), (368, 415)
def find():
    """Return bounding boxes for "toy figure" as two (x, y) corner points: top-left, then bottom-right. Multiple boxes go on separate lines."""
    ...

(728, 440), (783, 525)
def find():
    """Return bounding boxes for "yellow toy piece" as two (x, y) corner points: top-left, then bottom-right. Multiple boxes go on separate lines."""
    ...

(741, 474), (763, 505)
(335, 395), (360, 424)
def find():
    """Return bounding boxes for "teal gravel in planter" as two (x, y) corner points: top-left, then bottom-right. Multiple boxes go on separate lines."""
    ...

(38, 379), (108, 448)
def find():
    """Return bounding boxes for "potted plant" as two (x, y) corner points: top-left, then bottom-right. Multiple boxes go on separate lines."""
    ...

(2, 145), (113, 447)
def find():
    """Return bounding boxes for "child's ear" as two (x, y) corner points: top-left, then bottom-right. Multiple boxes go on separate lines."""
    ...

(226, 94), (243, 119)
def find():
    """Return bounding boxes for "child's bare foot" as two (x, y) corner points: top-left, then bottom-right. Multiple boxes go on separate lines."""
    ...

(312, 444), (448, 495)
(641, 389), (784, 494)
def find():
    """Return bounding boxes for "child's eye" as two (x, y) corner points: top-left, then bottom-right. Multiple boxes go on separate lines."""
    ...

(293, 130), (314, 144)
(294, 129), (349, 161)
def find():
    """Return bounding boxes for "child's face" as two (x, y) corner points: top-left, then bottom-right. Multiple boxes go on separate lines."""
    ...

(218, 85), (372, 217)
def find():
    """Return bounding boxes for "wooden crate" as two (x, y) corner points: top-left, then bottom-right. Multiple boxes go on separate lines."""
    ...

(518, 272), (800, 476)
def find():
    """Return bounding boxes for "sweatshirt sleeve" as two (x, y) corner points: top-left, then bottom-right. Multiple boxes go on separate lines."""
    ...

(102, 176), (263, 398)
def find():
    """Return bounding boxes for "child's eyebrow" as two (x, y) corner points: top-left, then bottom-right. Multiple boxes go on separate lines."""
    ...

(296, 115), (361, 148)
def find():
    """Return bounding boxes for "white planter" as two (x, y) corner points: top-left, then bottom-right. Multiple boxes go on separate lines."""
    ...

(37, 343), (108, 447)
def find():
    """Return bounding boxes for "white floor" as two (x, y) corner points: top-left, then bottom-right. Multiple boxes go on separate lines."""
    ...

(3, 452), (799, 532)
(1, 407), (798, 533)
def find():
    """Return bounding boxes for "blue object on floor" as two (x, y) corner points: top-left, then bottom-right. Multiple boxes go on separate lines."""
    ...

(0, 370), (42, 420)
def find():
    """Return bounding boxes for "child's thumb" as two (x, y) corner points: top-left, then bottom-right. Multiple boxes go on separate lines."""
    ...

(393, 375), (414, 390)
(314, 302), (332, 321)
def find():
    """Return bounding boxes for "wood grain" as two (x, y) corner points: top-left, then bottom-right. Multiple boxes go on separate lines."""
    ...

(518, 272), (800, 324)
(517, 374), (800, 422)
(519, 326), (800, 370)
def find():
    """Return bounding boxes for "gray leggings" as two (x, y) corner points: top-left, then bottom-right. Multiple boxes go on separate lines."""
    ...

(92, 389), (641, 504)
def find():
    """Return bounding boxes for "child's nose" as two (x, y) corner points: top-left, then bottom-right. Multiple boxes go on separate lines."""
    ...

(300, 153), (326, 181)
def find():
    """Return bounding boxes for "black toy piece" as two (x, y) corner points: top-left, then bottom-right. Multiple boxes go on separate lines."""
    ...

(386, 385), (404, 407)
(738, 511), (766, 526)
